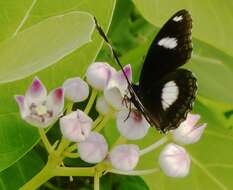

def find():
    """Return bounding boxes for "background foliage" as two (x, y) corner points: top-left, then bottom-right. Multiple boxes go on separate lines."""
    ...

(0, 0), (233, 189)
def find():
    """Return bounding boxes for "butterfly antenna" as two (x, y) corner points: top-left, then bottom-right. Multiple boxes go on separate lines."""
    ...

(94, 17), (131, 86)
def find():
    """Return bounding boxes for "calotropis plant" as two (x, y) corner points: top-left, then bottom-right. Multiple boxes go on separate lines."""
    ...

(15, 62), (207, 190)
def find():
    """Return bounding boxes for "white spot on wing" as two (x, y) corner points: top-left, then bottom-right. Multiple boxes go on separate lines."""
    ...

(158, 37), (177, 49)
(173, 15), (183, 22)
(162, 81), (179, 110)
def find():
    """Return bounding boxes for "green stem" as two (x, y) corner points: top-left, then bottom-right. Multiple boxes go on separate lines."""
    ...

(94, 170), (100, 190)
(92, 115), (104, 129)
(56, 137), (70, 155)
(19, 160), (54, 190)
(108, 168), (159, 176)
(54, 167), (95, 176)
(39, 128), (52, 153)
(84, 89), (98, 114)
(94, 116), (110, 132)
(62, 152), (79, 158)
(66, 102), (73, 113)
(65, 144), (77, 153)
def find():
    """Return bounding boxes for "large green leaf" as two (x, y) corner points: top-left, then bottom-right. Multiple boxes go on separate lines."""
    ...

(0, 0), (116, 172)
(0, 11), (94, 83)
(0, 150), (44, 190)
(133, 0), (233, 57)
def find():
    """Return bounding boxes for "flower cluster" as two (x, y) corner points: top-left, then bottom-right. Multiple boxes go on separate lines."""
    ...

(15, 62), (207, 178)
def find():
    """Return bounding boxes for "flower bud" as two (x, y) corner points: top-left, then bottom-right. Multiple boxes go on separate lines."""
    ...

(86, 62), (116, 90)
(60, 109), (92, 142)
(78, 132), (108, 163)
(104, 64), (132, 110)
(109, 144), (139, 171)
(173, 113), (207, 145)
(116, 108), (150, 140)
(159, 143), (190, 178)
(96, 95), (113, 115)
(63, 77), (89, 102)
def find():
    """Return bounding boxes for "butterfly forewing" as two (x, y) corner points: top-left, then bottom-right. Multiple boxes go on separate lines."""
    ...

(139, 9), (192, 92)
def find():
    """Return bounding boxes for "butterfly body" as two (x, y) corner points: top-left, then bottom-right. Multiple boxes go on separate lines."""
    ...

(128, 9), (197, 133)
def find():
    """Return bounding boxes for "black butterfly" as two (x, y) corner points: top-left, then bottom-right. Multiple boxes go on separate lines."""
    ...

(94, 9), (197, 133)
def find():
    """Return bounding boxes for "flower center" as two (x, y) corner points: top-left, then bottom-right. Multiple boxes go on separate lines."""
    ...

(35, 104), (47, 115)
(30, 102), (53, 123)
(132, 110), (142, 122)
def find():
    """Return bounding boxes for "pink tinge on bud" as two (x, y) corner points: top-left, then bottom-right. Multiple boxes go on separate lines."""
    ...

(173, 113), (207, 145)
(109, 144), (139, 171)
(63, 77), (89, 102)
(78, 132), (108, 164)
(86, 62), (116, 91)
(159, 143), (191, 178)
(60, 110), (92, 142)
(116, 109), (150, 140)
(53, 88), (64, 102)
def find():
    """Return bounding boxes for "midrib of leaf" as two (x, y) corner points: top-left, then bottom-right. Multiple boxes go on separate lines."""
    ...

(205, 164), (233, 169)
(205, 130), (233, 142)
(13, 0), (38, 36)
(191, 155), (228, 190)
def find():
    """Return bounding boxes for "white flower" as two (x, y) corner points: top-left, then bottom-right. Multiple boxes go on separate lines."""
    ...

(15, 77), (64, 128)
(78, 132), (108, 164)
(63, 77), (89, 102)
(109, 144), (139, 171)
(96, 95), (113, 115)
(116, 108), (150, 140)
(104, 64), (132, 110)
(173, 113), (207, 145)
(86, 62), (116, 90)
(60, 109), (92, 142)
(159, 143), (191, 178)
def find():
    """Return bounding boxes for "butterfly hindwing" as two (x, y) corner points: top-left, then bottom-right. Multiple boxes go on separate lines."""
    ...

(136, 69), (197, 132)
(139, 9), (192, 92)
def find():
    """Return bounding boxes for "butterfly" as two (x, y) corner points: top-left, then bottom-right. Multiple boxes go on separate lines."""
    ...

(94, 9), (197, 133)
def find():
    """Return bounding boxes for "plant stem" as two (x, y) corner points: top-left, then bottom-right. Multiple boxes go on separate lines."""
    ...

(56, 137), (70, 155)
(94, 170), (100, 190)
(139, 136), (168, 156)
(62, 152), (79, 158)
(84, 89), (98, 114)
(65, 144), (77, 153)
(92, 115), (104, 128)
(54, 167), (95, 176)
(108, 168), (160, 176)
(19, 160), (54, 190)
(66, 101), (73, 113)
(94, 116), (110, 132)
(39, 128), (52, 153)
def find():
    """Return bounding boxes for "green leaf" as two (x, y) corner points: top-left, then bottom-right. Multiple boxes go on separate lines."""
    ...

(0, 150), (44, 190)
(101, 174), (149, 190)
(0, 11), (95, 83)
(0, 0), (116, 172)
(133, 0), (233, 57)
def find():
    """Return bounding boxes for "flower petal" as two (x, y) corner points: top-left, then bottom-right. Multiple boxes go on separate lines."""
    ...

(104, 86), (124, 110)
(116, 109), (150, 140)
(86, 62), (116, 90)
(78, 132), (108, 163)
(25, 77), (47, 105)
(14, 95), (28, 118)
(159, 143), (191, 178)
(60, 110), (92, 142)
(96, 95), (113, 115)
(109, 144), (139, 171)
(63, 77), (89, 102)
(47, 87), (64, 116)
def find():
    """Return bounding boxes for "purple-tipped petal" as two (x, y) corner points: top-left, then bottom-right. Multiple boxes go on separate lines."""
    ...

(25, 77), (47, 104)
(109, 144), (139, 171)
(116, 109), (150, 140)
(60, 110), (92, 142)
(173, 113), (207, 145)
(47, 87), (64, 115)
(63, 77), (89, 102)
(15, 95), (28, 117)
